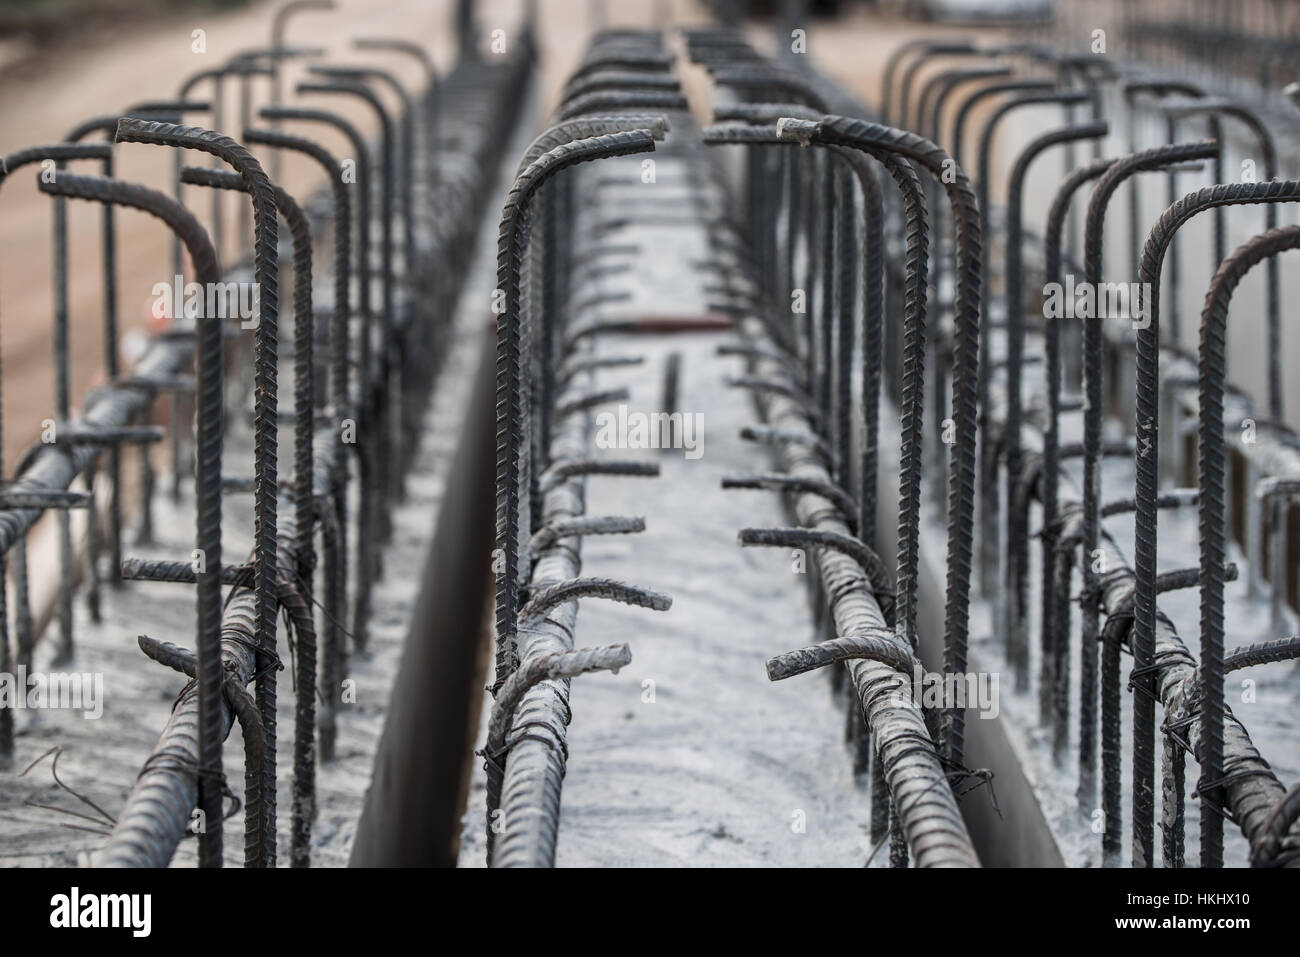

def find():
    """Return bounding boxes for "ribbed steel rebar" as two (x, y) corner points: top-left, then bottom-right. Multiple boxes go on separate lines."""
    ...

(700, 118), (903, 571)
(259, 104), (375, 650)
(1079, 140), (1219, 824)
(558, 90), (686, 122)
(1040, 158), (1115, 746)
(351, 38), (440, 177)
(974, 90), (1087, 601)
(1162, 98), (1282, 418)
(529, 515), (645, 552)
(493, 129), (657, 687)
(1002, 121), (1108, 691)
(782, 116), (981, 768)
(179, 164), (319, 867)
(0, 142), (112, 762)
(737, 527), (896, 623)
(1132, 177), (1300, 866)
(894, 42), (978, 133)
(115, 117), (280, 866)
(766, 631), (920, 681)
(98, 512), (301, 867)
(241, 127), (350, 760)
(1044, 466), (1299, 868)
(37, 170), (226, 867)
(63, 115), (143, 586)
(486, 643), (632, 762)
(296, 81), (398, 518)
(309, 66), (416, 274)
(880, 39), (974, 124)
(1196, 225), (1300, 867)
(734, 308), (979, 867)
(1222, 634), (1300, 673)
(176, 61), (274, 263)
(949, 80), (1053, 177)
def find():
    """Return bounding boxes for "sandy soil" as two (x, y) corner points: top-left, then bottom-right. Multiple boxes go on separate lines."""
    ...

(0, 0), (505, 474)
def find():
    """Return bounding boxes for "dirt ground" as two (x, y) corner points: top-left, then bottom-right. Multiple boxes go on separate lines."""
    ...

(0, 0), (610, 474)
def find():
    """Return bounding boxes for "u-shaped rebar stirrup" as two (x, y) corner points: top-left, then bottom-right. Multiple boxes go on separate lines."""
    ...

(879, 38), (974, 123)
(1196, 225), (1300, 868)
(1131, 179), (1300, 867)
(299, 77), (411, 522)
(1040, 157), (1115, 761)
(1162, 96), (1284, 420)
(777, 115), (981, 768)
(242, 127), (349, 423)
(710, 63), (828, 108)
(258, 105), (369, 409)
(176, 61), (275, 263)
(518, 115), (669, 175)
(1001, 120), (1109, 691)
(515, 116), (668, 522)
(351, 38), (435, 93)
(891, 41), (978, 132)
(0, 143), (117, 723)
(704, 118), (929, 651)
(51, 125), (128, 631)
(265, 102), (384, 649)
(297, 81), (395, 325)
(351, 38), (440, 187)
(183, 163), (322, 870)
(269, 0), (334, 101)
(493, 129), (658, 688)
(177, 167), (314, 581)
(245, 121), (354, 777)
(562, 69), (681, 101)
(1077, 140), (1219, 822)
(114, 116), (282, 867)
(568, 50), (675, 81)
(918, 65), (1011, 148)
(1122, 81), (1219, 345)
(1071, 138), (1211, 811)
(949, 79), (1053, 175)
(309, 66), (417, 270)
(973, 89), (1088, 599)
(36, 171), (225, 869)
(0, 143), (114, 667)
(65, 105), (210, 586)
(558, 89), (687, 121)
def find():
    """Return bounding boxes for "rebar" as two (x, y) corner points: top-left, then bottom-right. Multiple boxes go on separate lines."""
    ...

(1003, 122), (1109, 694)
(115, 117), (281, 867)
(1132, 175), (1300, 865)
(1080, 139), (1219, 820)
(1195, 224), (1300, 866)
(492, 128), (658, 687)
(37, 170), (225, 868)
(778, 115), (982, 768)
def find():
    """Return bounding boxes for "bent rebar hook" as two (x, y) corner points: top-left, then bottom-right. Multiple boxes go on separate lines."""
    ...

(1077, 139), (1219, 821)
(1131, 176), (1300, 866)
(37, 171), (226, 869)
(778, 115), (982, 768)
(114, 116), (281, 868)
(702, 118), (930, 651)
(493, 129), (659, 688)
(1196, 225), (1300, 867)
(1001, 121), (1109, 690)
